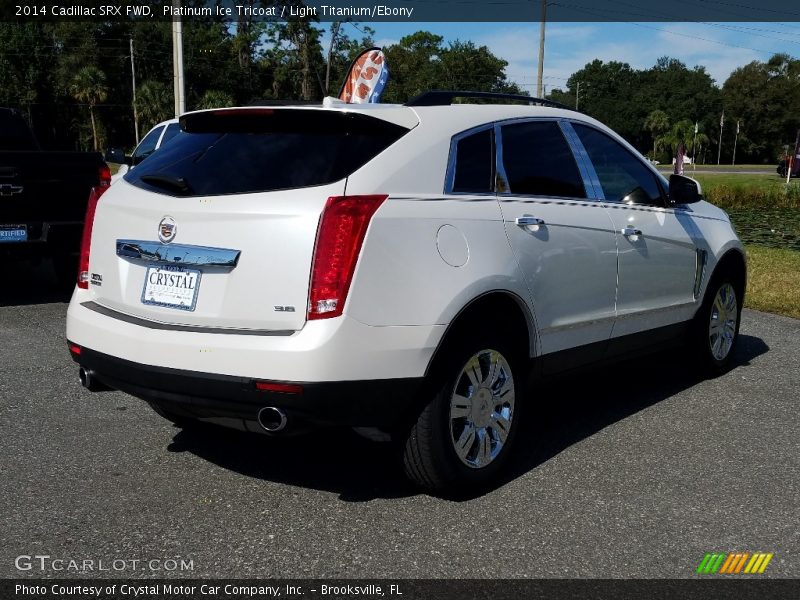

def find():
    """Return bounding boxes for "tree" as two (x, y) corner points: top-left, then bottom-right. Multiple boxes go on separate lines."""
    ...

(135, 81), (172, 132)
(656, 119), (695, 160)
(381, 32), (523, 103)
(644, 110), (669, 160)
(196, 90), (234, 110)
(69, 66), (108, 150)
(723, 54), (800, 162)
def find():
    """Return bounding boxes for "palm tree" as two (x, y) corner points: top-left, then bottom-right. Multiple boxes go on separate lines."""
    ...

(196, 90), (234, 110)
(644, 110), (669, 161)
(657, 119), (696, 160)
(135, 81), (172, 132)
(69, 66), (108, 151)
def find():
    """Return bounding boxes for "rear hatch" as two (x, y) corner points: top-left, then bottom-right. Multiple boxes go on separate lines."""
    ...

(88, 107), (412, 332)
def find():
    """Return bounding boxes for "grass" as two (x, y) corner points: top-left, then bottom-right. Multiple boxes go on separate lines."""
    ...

(744, 245), (800, 319)
(691, 173), (800, 210)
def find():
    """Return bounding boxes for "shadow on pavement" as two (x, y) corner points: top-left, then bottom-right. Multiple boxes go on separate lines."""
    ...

(166, 333), (770, 503)
(0, 259), (72, 307)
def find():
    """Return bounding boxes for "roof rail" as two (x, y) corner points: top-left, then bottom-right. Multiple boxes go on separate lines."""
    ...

(405, 90), (572, 111)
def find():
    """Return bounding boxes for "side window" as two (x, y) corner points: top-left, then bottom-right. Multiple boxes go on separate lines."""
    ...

(160, 123), (181, 146)
(132, 126), (165, 165)
(450, 128), (494, 194)
(499, 121), (586, 198)
(573, 123), (664, 205)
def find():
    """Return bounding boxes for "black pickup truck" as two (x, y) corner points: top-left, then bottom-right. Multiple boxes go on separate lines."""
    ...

(0, 108), (109, 287)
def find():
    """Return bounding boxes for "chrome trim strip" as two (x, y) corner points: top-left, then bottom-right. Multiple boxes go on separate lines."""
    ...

(694, 248), (708, 299)
(116, 240), (241, 268)
(494, 122), (510, 193)
(559, 120), (604, 200)
(80, 301), (294, 336)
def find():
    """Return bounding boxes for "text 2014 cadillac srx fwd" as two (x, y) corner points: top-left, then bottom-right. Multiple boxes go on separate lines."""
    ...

(67, 92), (745, 491)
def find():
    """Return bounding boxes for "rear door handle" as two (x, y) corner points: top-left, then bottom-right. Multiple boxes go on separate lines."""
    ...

(621, 226), (643, 237)
(516, 216), (546, 227)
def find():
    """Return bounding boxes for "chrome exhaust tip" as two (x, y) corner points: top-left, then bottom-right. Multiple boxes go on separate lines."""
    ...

(257, 406), (288, 433)
(79, 367), (110, 392)
(79, 367), (91, 388)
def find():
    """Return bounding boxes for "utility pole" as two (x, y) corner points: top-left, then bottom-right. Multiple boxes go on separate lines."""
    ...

(732, 120), (740, 166)
(575, 81), (580, 110)
(172, 0), (186, 117)
(716, 110), (724, 165)
(536, 0), (546, 98)
(130, 37), (139, 144)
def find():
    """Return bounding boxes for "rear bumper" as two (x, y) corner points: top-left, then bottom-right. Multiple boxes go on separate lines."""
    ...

(72, 345), (423, 430)
(66, 288), (443, 429)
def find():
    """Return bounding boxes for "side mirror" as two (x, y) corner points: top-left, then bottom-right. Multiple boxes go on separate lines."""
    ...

(669, 174), (702, 205)
(104, 148), (130, 165)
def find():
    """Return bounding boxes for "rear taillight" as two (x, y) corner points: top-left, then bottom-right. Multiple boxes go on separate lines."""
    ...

(77, 163), (112, 289)
(308, 194), (387, 320)
(255, 381), (303, 394)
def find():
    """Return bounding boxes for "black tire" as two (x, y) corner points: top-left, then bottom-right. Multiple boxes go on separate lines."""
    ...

(402, 328), (523, 492)
(690, 269), (743, 375)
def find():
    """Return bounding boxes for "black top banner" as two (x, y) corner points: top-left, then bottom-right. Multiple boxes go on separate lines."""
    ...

(2, 0), (800, 23)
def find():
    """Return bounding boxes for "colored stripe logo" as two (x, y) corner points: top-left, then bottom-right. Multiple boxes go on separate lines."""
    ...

(697, 552), (773, 574)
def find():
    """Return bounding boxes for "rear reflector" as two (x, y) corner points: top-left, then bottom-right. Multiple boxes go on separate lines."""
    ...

(255, 381), (303, 395)
(67, 342), (81, 356)
(308, 194), (388, 320)
(77, 163), (112, 289)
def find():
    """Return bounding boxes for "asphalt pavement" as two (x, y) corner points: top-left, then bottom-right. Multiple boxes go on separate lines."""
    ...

(1, 260), (798, 579)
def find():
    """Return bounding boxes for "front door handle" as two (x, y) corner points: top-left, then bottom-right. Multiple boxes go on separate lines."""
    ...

(516, 216), (546, 227)
(621, 226), (643, 237)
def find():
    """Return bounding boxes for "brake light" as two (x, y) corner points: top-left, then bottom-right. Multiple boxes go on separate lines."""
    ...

(77, 163), (112, 289)
(308, 194), (387, 320)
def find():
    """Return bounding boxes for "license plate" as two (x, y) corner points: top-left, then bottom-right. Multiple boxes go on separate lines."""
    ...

(0, 225), (27, 243)
(141, 265), (201, 311)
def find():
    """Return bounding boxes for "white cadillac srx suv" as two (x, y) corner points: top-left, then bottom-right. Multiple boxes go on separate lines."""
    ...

(67, 91), (746, 492)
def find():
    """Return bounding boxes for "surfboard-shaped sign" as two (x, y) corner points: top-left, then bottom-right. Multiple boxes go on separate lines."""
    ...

(339, 48), (389, 104)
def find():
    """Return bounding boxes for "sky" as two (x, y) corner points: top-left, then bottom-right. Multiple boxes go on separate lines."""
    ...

(327, 21), (800, 91)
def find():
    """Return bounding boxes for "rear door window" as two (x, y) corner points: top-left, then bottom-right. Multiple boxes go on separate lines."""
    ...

(499, 121), (586, 198)
(125, 110), (409, 197)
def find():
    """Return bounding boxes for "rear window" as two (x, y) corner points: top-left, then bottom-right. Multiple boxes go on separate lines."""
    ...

(125, 110), (409, 196)
(0, 110), (38, 151)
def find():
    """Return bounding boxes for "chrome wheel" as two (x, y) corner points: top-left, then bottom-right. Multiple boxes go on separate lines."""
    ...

(709, 282), (738, 361)
(449, 349), (515, 469)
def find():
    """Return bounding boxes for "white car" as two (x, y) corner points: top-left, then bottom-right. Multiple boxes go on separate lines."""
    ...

(108, 119), (180, 183)
(67, 92), (746, 491)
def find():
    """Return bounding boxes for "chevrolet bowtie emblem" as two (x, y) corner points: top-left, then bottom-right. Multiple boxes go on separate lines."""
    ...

(0, 184), (23, 197)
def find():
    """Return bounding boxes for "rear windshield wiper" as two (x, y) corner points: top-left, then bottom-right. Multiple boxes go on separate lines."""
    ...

(139, 174), (193, 195)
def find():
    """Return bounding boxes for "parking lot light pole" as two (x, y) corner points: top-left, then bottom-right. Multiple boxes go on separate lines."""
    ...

(537, 0), (546, 98)
(130, 37), (139, 144)
(172, 0), (186, 117)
